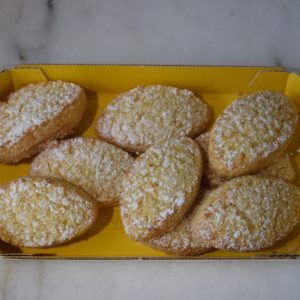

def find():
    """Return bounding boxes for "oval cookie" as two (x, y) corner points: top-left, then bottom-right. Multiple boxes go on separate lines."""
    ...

(0, 81), (86, 163)
(191, 176), (300, 252)
(209, 91), (298, 177)
(196, 131), (296, 188)
(30, 137), (134, 207)
(120, 137), (202, 241)
(0, 177), (98, 248)
(146, 196), (210, 256)
(96, 85), (210, 153)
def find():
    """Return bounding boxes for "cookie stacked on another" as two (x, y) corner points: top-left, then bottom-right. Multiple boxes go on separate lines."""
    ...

(145, 192), (210, 256)
(196, 131), (295, 188)
(208, 91), (298, 177)
(30, 137), (134, 207)
(120, 137), (203, 241)
(188, 91), (300, 253)
(0, 81), (87, 163)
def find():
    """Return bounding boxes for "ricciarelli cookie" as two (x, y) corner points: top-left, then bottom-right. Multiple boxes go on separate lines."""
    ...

(196, 131), (295, 188)
(120, 137), (202, 241)
(0, 177), (98, 248)
(145, 214), (209, 256)
(190, 176), (300, 252)
(145, 194), (210, 255)
(259, 155), (295, 181)
(96, 85), (210, 153)
(209, 91), (298, 177)
(30, 138), (134, 207)
(0, 81), (86, 163)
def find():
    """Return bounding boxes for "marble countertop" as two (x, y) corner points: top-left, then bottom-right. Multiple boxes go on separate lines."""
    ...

(0, 0), (300, 299)
(0, 0), (300, 68)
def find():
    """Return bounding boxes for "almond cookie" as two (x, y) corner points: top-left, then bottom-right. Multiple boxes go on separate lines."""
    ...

(96, 85), (210, 153)
(0, 176), (98, 248)
(259, 155), (295, 181)
(0, 81), (86, 163)
(191, 176), (300, 252)
(145, 195), (210, 255)
(196, 131), (228, 187)
(120, 137), (202, 241)
(30, 137), (134, 207)
(209, 91), (298, 177)
(196, 131), (295, 187)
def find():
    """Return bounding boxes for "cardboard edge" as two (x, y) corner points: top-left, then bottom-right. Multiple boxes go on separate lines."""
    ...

(1, 254), (299, 260)
(14, 63), (286, 71)
(9, 68), (48, 90)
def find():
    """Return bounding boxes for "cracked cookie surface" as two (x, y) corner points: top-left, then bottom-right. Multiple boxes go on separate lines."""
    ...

(0, 81), (86, 163)
(120, 137), (202, 241)
(191, 175), (300, 251)
(96, 85), (210, 153)
(209, 91), (298, 177)
(0, 176), (97, 248)
(30, 137), (133, 207)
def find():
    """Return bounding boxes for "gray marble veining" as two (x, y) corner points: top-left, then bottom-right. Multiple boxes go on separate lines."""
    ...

(0, 0), (300, 67)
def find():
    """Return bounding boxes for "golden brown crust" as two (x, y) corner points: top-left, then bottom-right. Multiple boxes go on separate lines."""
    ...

(259, 155), (295, 181)
(0, 176), (98, 248)
(208, 91), (298, 177)
(196, 131), (296, 188)
(120, 138), (202, 241)
(96, 85), (210, 153)
(190, 175), (300, 252)
(195, 132), (229, 187)
(0, 81), (87, 163)
(145, 203), (210, 255)
(30, 137), (134, 207)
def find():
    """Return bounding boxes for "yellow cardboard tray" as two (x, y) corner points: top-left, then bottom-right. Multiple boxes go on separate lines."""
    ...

(1, 64), (300, 259)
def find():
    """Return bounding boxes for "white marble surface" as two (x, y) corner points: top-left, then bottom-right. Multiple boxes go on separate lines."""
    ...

(0, 0), (300, 67)
(0, 259), (299, 300)
(1, 0), (300, 299)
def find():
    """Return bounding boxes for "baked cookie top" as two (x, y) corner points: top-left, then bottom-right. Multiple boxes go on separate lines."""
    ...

(96, 85), (210, 153)
(146, 203), (209, 256)
(191, 175), (300, 251)
(30, 137), (134, 207)
(259, 154), (295, 181)
(0, 81), (82, 148)
(209, 91), (298, 177)
(120, 137), (202, 241)
(0, 176), (97, 248)
(196, 131), (295, 187)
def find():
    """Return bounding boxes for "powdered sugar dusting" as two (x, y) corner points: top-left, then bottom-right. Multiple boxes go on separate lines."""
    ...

(0, 81), (81, 147)
(196, 130), (296, 187)
(147, 208), (208, 255)
(191, 176), (300, 251)
(120, 137), (202, 240)
(31, 137), (133, 206)
(0, 177), (96, 247)
(97, 85), (210, 152)
(210, 91), (298, 173)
